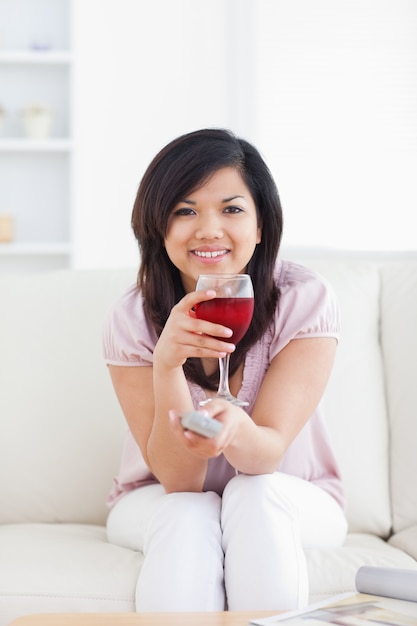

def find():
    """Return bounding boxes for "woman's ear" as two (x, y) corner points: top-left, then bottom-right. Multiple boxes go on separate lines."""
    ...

(256, 224), (262, 244)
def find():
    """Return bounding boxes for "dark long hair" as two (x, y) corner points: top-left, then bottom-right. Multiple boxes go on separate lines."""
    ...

(131, 128), (283, 389)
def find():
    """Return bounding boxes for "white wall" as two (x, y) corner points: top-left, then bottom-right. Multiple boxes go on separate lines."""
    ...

(252, 0), (417, 252)
(71, 0), (417, 269)
(72, 0), (234, 269)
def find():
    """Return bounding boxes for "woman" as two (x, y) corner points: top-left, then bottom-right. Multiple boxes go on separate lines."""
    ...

(103, 128), (347, 612)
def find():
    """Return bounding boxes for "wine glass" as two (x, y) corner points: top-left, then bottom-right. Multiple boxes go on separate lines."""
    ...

(195, 273), (254, 407)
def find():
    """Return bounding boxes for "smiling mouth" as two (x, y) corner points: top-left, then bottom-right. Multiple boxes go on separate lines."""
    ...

(193, 250), (229, 259)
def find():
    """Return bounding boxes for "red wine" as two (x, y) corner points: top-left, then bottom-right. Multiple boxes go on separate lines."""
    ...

(195, 297), (254, 344)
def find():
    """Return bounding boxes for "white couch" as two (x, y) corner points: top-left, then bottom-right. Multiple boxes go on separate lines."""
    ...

(1, 250), (417, 624)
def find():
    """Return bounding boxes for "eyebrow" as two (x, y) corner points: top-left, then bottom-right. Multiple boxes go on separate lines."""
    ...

(180, 195), (246, 205)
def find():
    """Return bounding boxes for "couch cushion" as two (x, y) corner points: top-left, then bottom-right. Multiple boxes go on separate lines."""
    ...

(285, 256), (391, 537)
(0, 269), (136, 525)
(0, 523), (140, 625)
(306, 532), (417, 603)
(389, 526), (417, 561)
(381, 263), (417, 533)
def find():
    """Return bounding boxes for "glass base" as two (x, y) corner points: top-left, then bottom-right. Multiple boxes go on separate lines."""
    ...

(199, 393), (249, 408)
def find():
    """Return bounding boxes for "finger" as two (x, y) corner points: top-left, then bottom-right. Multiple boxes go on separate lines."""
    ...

(176, 288), (217, 314)
(199, 399), (229, 421)
(169, 409), (199, 443)
(191, 318), (234, 342)
(169, 410), (214, 453)
(188, 333), (235, 358)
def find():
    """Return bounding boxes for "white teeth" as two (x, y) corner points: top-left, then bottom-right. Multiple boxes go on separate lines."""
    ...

(194, 250), (227, 258)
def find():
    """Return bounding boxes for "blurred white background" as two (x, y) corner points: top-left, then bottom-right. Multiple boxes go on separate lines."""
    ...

(1, 0), (416, 271)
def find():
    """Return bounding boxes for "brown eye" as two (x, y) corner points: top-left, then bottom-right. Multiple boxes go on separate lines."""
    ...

(173, 208), (196, 216)
(223, 205), (243, 214)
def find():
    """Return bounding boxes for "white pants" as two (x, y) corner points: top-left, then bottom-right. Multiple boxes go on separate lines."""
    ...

(106, 473), (347, 612)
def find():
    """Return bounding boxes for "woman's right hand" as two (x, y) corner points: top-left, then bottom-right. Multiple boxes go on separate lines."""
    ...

(153, 289), (235, 370)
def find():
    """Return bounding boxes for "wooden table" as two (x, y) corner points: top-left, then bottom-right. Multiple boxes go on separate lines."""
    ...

(10, 611), (280, 626)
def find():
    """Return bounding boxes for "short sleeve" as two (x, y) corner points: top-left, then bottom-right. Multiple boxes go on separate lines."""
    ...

(102, 284), (157, 366)
(269, 260), (340, 360)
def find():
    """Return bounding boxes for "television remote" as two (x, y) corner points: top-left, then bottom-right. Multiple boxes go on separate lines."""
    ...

(180, 411), (223, 438)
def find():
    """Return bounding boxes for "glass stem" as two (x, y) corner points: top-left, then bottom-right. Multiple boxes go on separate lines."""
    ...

(217, 353), (232, 399)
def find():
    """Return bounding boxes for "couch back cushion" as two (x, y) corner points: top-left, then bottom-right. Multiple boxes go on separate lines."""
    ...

(284, 253), (392, 537)
(381, 263), (417, 533)
(0, 268), (136, 525)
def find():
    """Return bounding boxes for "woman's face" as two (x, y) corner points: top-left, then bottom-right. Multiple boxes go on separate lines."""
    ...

(165, 167), (262, 293)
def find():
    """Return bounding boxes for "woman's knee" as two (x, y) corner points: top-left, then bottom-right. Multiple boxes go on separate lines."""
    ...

(222, 473), (347, 548)
(142, 490), (223, 560)
(106, 484), (166, 550)
(223, 472), (272, 499)
(222, 472), (298, 519)
(154, 490), (221, 530)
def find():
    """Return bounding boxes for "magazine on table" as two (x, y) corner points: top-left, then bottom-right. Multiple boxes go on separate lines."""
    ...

(250, 566), (417, 625)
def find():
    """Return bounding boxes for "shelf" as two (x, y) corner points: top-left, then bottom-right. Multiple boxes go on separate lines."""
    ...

(0, 50), (72, 65)
(0, 139), (72, 152)
(0, 242), (71, 256)
(0, 0), (72, 273)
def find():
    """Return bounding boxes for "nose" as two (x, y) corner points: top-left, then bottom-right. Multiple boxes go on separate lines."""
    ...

(195, 212), (224, 239)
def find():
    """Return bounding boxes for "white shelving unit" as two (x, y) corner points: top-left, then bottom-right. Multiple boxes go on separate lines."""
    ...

(0, 0), (72, 273)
